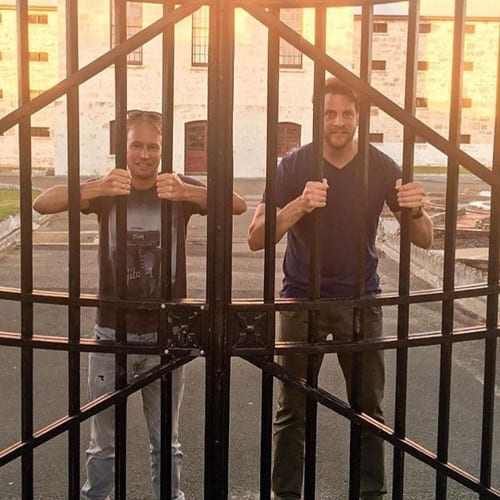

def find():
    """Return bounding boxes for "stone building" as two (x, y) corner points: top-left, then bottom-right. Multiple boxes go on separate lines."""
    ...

(0, 0), (499, 177)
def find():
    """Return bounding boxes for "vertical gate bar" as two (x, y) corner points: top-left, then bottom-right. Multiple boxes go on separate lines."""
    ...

(205, 1), (235, 497)
(17, 1), (34, 497)
(436, 1), (466, 498)
(65, 0), (82, 496)
(113, 0), (129, 497)
(392, 1), (420, 498)
(303, 6), (326, 499)
(260, 5), (280, 499)
(479, 26), (500, 498)
(348, 3), (372, 499)
(159, 1), (175, 497)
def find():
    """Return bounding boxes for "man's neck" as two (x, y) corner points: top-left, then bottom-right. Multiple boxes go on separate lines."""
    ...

(131, 177), (156, 190)
(323, 139), (358, 169)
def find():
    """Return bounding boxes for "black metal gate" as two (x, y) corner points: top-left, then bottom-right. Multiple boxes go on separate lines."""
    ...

(0, 0), (499, 498)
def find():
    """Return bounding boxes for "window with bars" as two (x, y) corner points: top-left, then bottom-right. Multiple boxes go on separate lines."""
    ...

(110, 1), (143, 65)
(29, 52), (49, 62)
(185, 120), (208, 173)
(416, 97), (428, 108)
(279, 9), (303, 69)
(31, 126), (50, 137)
(28, 14), (48, 24)
(418, 60), (429, 70)
(192, 6), (209, 67)
(419, 22), (432, 33)
(462, 98), (472, 108)
(369, 132), (384, 143)
(373, 22), (388, 33)
(465, 24), (476, 34)
(372, 60), (386, 70)
(277, 122), (301, 157)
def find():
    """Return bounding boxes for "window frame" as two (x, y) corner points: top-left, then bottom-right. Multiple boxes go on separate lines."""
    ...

(279, 8), (303, 70)
(31, 126), (50, 138)
(191, 6), (209, 67)
(369, 132), (384, 143)
(277, 122), (301, 157)
(110, 0), (143, 66)
(184, 120), (208, 174)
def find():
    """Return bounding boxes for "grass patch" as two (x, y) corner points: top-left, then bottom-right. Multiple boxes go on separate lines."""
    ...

(0, 189), (42, 222)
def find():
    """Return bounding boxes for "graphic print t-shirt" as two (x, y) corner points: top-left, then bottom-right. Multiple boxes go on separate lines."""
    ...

(84, 177), (204, 333)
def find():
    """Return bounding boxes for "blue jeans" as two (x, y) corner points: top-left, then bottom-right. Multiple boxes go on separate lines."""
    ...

(272, 306), (386, 499)
(81, 325), (185, 500)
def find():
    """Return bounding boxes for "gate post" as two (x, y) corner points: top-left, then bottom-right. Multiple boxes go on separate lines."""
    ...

(204, 1), (235, 498)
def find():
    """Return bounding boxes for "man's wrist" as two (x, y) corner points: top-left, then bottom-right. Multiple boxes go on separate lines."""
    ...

(411, 206), (424, 219)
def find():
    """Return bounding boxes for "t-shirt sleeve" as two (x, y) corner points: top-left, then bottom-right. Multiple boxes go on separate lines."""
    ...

(259, 156), (295, 209)
(178, 174), (207, 217)
(81, 177), (106, 215)
(384, 158), (402, 213)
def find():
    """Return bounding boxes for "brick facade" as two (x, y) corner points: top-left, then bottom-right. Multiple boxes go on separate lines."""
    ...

(0, 2), (498, 176)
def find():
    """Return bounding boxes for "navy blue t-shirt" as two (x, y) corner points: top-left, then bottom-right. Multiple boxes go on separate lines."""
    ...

(272, 143), (402, 299)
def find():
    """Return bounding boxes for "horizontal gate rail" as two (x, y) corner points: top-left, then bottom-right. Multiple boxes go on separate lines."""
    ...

(0, 356), (190, 467)
(244, 356), (500, 499)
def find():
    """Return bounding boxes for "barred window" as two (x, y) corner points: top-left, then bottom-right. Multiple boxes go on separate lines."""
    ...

(29, 52), (49, 62)
(277, 122), (301, 157)
(419, 23), (432, 33)
(28, 14), (48, 24)
(462, 98), (472, 108)
(416, 97), (428, 108)
(373, 22), (388, 33)
(418, 60), (429, 70)
(369, 133), (384, 143)
(192, 6), (209, 67)
(372, 60), (386, 70)
(279, 9), (302, 69)
(110, 1), (143, 65)
(185, 120), (208, 174)
(31, 126), (50, 137)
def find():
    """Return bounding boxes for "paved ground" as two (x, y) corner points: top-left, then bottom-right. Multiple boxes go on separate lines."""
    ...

(0, 174), (498, 499)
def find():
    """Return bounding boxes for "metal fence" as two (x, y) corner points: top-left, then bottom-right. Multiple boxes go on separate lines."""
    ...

(0, 0), (498, 498)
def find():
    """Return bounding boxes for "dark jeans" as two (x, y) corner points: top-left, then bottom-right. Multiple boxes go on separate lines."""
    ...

(272, 305), (386, 499)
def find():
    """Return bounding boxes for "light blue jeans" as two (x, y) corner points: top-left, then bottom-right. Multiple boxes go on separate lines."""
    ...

(81, 325), (185, 500)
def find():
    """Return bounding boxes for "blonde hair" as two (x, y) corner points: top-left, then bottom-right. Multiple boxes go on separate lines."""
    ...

(126, 110), (162, 135)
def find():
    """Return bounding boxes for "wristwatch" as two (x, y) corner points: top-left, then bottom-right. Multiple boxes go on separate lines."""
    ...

(411, 206), (424, 219)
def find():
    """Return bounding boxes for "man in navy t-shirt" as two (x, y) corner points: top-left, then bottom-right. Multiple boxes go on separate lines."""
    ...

(248, 77), (433, 499)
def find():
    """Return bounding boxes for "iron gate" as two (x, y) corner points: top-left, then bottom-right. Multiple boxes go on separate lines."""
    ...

(0, 0), (499, 498)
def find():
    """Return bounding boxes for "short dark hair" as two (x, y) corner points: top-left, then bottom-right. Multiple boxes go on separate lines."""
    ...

(324, 77), (359, 112)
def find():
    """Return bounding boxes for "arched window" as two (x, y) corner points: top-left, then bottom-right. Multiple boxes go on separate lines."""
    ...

(277, 122), (301, 157)
(185, 120), (208, 174)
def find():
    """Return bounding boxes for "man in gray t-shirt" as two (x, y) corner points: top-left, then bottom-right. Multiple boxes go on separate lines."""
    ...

(33, 110), (246, 499)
